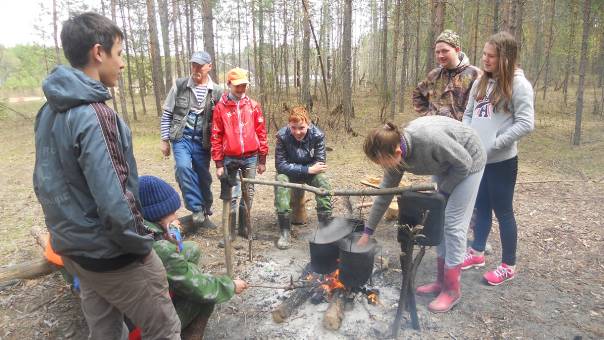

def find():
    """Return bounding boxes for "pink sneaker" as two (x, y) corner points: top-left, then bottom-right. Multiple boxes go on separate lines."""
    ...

(461, 248), (485, 270)
(483, 263), (515, 285)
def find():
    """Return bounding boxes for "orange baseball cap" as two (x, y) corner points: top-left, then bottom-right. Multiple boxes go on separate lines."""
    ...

(227, 67), (250, 86)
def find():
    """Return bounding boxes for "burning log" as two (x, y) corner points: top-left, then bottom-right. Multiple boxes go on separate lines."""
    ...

(323, 289), (346, 331)
(271, 285), (314, 323)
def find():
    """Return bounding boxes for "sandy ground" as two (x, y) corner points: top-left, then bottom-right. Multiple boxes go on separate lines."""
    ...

(0, 114), (602, 339)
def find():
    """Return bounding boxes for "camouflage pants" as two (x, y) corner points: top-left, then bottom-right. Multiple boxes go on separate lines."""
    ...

(274, 173), (332, 214)
(153, 240), (234, 328)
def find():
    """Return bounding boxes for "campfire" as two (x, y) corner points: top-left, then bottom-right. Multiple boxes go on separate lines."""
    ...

(269, 192), (444, 335)
(305, 268), (380, 306)
(272, 259), (384, 331)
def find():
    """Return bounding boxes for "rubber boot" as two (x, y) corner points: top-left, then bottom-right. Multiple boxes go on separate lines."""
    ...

(317, 211), (332, 228)
(190, 211), (204, 233)
(428, 264), (462, 313)
(276, 213), (291, 250)
(181, 313), (210, 340)
(416, 257), (445, 296)
(218, 211), (237, 248)
(200, 215), (217, 229)
(238, 206), (249, 238)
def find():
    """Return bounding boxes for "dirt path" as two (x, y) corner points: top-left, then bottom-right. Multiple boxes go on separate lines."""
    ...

(0, 117), (602, 339)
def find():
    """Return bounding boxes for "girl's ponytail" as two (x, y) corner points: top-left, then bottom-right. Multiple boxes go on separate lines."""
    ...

(364, 122), (402, 164)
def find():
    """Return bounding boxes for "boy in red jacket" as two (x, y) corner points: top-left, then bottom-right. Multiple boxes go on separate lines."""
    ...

(211, 68), (268, 244)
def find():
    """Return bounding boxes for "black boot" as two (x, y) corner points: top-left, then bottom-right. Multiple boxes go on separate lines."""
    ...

(317, 211), (332, 228)
(276, 213), (291, 250)
(181, 313), (210, 340)
(238, 206), (249, 238)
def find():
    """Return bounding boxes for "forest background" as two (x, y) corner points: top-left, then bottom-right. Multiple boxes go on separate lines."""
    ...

(0, 0), (603, 149)
(0, 1), (603, 338)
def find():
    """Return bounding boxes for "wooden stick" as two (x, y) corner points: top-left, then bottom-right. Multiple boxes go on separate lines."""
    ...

(239, 172), (254, 262)
(221, 199), (233, 277)
(323, 289), (346, 330)
(241, 178), (436, 196)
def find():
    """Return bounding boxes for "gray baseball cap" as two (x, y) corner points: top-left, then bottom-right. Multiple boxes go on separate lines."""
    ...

(190, 51), (212, 65)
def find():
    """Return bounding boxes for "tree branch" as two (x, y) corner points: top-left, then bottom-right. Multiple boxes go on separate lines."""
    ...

(241, 178), (436, 196)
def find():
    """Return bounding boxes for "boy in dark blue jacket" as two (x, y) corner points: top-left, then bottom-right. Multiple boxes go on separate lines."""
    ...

(274, 106), (332, 249)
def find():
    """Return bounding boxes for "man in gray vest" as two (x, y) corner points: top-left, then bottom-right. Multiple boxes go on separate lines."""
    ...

(160, 51), (223, 229)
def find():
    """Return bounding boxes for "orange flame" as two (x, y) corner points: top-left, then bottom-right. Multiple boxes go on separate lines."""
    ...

(319, 269), (346, 296)
(367, 292), (379, 305)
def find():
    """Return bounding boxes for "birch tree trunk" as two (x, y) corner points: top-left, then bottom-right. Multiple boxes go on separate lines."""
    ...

(202, 0), (218, 80)
(172, 0), (182, 78)
(414, 0), (421, 84)
(472, 3), (480, 64)
(146, 0), (166, 116)
(258, 0), (267, 106)
(542, 0), (556, 100)
(111, 0), (130, 124)
(380, 0), (389, 120)
(127, 3), (148, 116)
(530, 0), (545, 87)
(282, 0), (290, 95)
(158, 0), (173, 89)
(301, 0), (312, 110)
(493, 0), (501, 33)
(426, 0), (445, 72)
(563, 0), (578, 105)
(389, 0), (401, 120)
(119, 0), (138, 121)
(573, 0), (591, 146)
(52, 0), (61, 65)
(398, 0), (411, 111)
(342, 0), (353, 132)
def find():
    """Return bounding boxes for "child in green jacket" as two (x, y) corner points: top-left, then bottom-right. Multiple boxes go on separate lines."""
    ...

(138, 175), (247, 338)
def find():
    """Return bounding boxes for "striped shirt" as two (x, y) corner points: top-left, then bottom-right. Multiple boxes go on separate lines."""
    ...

(160, 80), (212, 140)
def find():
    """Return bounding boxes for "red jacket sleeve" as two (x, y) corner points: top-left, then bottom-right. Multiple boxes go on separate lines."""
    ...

(254, 103), (269, 165)
(211, 104), (225, 168)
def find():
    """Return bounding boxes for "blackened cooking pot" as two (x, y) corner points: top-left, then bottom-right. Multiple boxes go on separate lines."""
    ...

(338, 233), (379, 288)
(309, 241), (339, 274)
(397, 191), (446, 246)
(308, 217), (366, 274)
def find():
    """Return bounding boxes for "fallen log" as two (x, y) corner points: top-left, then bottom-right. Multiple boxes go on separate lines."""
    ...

(0, 258), (56, 282)
(272, 285), (314, 323)
(323, 289), (346, 330)
(0, 227), (58, 283)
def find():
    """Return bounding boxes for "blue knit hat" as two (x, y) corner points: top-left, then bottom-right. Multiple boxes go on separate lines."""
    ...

(138, 175), (181, 222)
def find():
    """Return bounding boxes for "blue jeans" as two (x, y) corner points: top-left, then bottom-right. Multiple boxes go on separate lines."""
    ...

(223, 155), (257, 211)
(172, 136), (213, 214)
(472, 156), (519, 265)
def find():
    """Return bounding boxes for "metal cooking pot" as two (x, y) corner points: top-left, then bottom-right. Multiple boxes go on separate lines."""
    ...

(309, 241), (339, 274)
(308, 217), (365, 274)
(338, 232), (379, 288)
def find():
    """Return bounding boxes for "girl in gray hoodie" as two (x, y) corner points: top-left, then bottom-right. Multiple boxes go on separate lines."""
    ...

(360, 116), (486, 313)
(462, 31), (535, 286)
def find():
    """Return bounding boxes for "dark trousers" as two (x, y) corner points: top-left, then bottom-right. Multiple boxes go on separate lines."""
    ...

(472, 156), (519, 266)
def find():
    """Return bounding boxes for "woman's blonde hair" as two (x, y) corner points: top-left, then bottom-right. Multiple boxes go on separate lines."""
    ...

(364, 122), (401, 164)
(475, 31), (518, 109)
